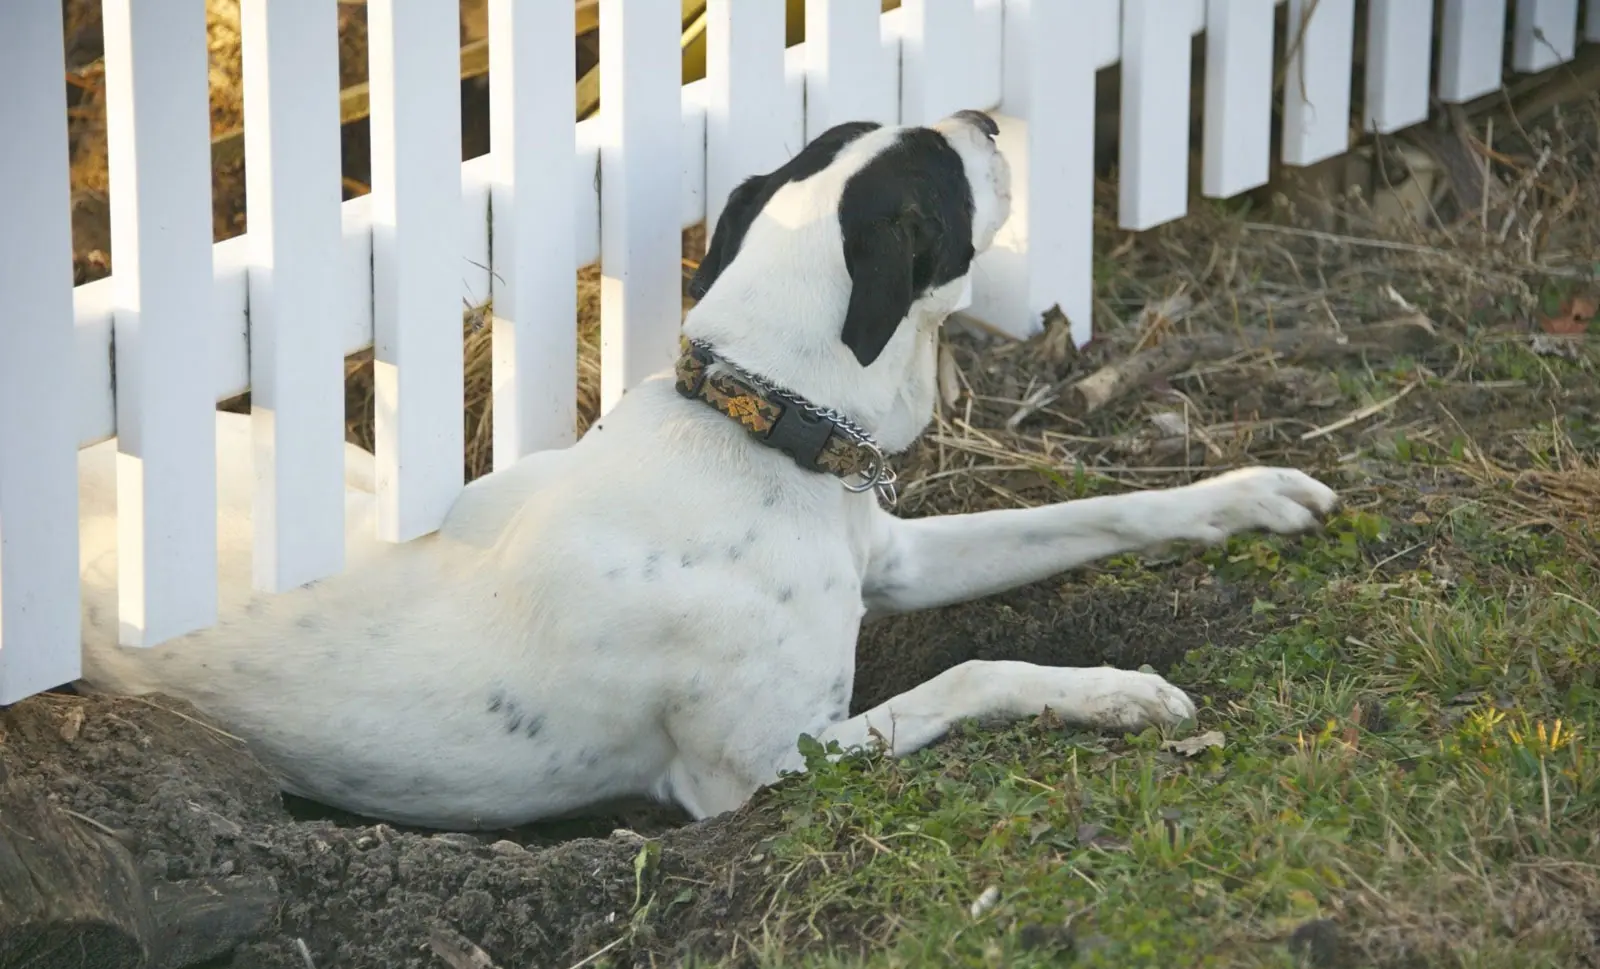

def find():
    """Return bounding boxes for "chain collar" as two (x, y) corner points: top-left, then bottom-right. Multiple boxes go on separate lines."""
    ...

(674, 337), (898, 506)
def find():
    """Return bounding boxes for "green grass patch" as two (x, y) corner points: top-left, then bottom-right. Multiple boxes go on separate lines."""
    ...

(712, 507), (1600, 968)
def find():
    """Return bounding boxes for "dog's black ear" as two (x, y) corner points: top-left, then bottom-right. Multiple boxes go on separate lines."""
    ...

(839, 216), (918, 367)
(689, 175), (766, 300)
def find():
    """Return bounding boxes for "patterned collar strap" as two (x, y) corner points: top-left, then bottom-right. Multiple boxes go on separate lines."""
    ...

(673, 337), (898, 505)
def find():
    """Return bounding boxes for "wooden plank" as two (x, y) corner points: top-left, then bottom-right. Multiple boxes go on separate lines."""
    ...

(1365, 0), (1435, 133)
(1282, 0), (1356, 166)
(899, 0), (977, 125)
(102, 0), (218, 647)
(1202, 0), (1275, 198)
(241, 0), (346, 593)
(1118, 0), (1193, 230)
(1439, 0), (1508, 102)
(804, 0), (886, 141)
(971, 0), (1096, 343)
(599, 0), (682, 414)
(490, 0), (578, 467)
(0, 0), (80, 702)
(367, 0), (465, 543)
(1513, 0), (1580, 73)
(971, 0), (1005, 112)
(705, 0), (790, 231)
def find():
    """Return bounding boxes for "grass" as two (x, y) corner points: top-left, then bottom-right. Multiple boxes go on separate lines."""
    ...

(712, 487), (1600, 968)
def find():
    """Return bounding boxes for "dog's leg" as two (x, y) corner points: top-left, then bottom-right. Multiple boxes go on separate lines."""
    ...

(811, 659), (1195, 761)
(864, 466), (1337, 617)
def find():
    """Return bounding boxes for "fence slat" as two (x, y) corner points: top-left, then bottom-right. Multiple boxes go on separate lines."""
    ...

(1439, 0), (1508, 102)
(598, 0), (682, 414)
(972, 0), (1096, 344)
(1118, 0), (1193, 230)
(241, 0), (346, 593)
(1364, 0), (1435, 133)
(367, 0), (464, 543)
(0, 0), (80, 702)
(1282, 0), (1356, 167)
(490, 0), (577, 468)
(1201, 0), (1274, 198)
(102, 0), (218, 647)
(1513, 0), (1580, 73)
(1589, 0), (1600, 41)
(899, 0), (977, 126)
(706, 0), (790, 232)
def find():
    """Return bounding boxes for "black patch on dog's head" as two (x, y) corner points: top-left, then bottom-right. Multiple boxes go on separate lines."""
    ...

(836, 129), (975, 366)
(689, 120), (882, 300)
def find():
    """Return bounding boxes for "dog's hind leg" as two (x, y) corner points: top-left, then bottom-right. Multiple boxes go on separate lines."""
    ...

(861, 466), (1337, 618)
(803, 659), (1195, 764)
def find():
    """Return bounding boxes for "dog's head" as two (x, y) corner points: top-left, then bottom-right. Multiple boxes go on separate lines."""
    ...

(682, 110), (1011, 454)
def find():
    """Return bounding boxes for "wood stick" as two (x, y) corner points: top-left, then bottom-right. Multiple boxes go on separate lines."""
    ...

(1064, 314), (1440, 416)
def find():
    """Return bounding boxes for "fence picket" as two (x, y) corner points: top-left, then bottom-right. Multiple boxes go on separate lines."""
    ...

(705, 0), (790, 234)
(598, 0), (682, 414)
(490, 0), (577, 467)
(0, 0), (80, 701)
(1513, 0), (1580, 73)
(899, 0), (977, 126)
(1439, 0), (1508, 102)
(1119, 0), (1193, 231)
(367, 0), (465, 543)
(1202, 0), (1275, 198)
(101, 0), (219, 647)
(1364, 0), (1435, 133)
(973, 0), (1096, 344)
(241, 0), (346, 593)
(1282, 0), (1356, 167)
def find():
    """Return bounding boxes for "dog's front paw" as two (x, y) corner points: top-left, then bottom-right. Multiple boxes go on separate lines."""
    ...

(1190, 466), (1339, 542)
(1059, 668), (1197, 731)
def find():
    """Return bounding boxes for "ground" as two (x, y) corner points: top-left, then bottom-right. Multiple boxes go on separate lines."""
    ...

(21, 7), (1600, 967)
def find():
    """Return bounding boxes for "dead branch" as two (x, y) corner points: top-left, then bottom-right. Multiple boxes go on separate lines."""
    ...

(1065, 314), (1442, 416)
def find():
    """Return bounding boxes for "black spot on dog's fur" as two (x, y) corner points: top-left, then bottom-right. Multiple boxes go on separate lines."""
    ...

(486, 689), (545, 740)
(689, 120), (882, 300)
(777, 586), (794, 604)
(642, 551), (663, 580)
(830, 674), (851, 705)
(295, 615), (319, 632)
(836, 128), (976, 366)
(688, 114), (985, 367)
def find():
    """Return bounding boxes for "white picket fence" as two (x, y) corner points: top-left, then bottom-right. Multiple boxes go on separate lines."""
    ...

(1, 0), (1597, 705)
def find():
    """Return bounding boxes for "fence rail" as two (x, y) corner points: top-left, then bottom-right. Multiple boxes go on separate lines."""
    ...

(2, 0), (1597, 703)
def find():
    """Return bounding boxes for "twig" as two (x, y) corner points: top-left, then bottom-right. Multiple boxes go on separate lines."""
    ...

(128, 696), (246, 744)
(1240, 221), (1451, 257)
(295, 938), (318, 969)
(1065, 315), (1439, 415)
(564, 935), (627, 969)
(1300, 381), (1421, 441)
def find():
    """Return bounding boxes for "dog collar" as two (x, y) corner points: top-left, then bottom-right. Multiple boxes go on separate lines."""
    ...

(674, 337), (898, 505)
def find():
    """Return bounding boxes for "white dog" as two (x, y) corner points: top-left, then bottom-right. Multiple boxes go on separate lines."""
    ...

(78, 110), (1338, 829)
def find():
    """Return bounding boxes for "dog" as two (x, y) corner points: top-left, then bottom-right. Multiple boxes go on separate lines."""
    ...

(76, 109), (1338, 830)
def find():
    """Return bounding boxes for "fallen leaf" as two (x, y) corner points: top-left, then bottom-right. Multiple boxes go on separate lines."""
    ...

(1162, 730), (1226, 757)
(1538, 293), (1596, 335)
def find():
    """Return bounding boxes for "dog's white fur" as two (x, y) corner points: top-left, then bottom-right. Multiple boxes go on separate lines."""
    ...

(76, 114), (1338, 829)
